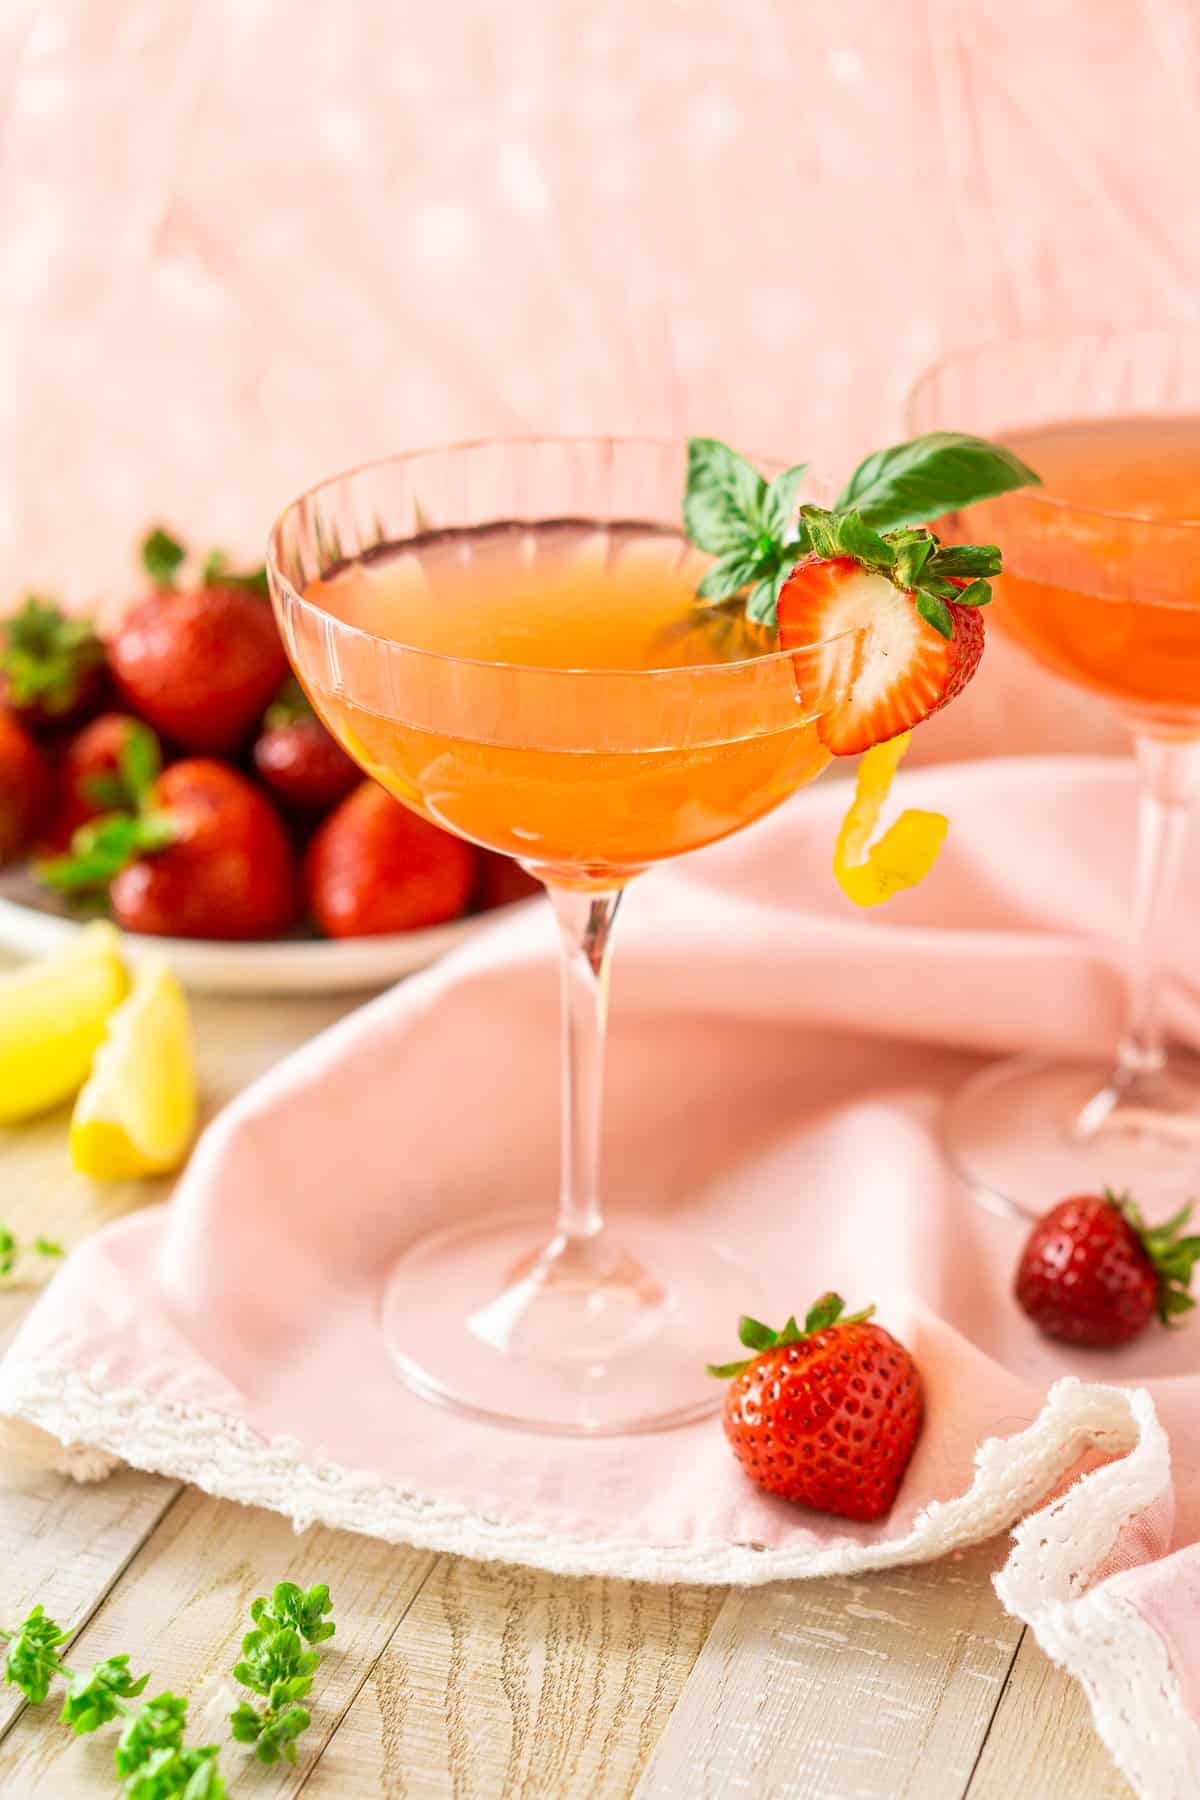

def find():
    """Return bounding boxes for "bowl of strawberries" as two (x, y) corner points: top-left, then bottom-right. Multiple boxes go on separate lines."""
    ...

(0, 531), (540, 993)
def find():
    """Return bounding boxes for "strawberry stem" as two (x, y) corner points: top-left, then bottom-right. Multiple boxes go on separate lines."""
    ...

(142, 528), (186, 587)
(1110, 1189), (1200, 1325)
(706, 1294), (876, 1378)
(202, 549), (270, 597)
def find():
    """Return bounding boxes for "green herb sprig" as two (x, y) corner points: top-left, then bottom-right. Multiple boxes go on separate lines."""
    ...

(1, 1580), (335, 1794)
(228, 1583), (335, 1766)
(683, 431), (1040, 636)
(0, 1227), (64, 1282)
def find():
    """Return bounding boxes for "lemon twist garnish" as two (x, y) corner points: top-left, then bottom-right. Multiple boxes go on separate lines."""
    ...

(833, 732), (948, 907)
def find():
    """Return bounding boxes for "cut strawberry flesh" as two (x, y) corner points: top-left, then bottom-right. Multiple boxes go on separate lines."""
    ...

(778, 555), (984, 756)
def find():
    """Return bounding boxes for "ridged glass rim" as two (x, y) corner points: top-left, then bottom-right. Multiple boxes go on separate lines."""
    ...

(266, 436), (861, 678)
(907, 327), (1200, 532)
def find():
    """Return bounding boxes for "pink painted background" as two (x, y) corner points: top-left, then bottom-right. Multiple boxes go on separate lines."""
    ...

(4, 0), (1198, 757)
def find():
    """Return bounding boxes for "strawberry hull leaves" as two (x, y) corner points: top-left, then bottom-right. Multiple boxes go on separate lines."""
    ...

(141, 529), (187, 587)
(706, 1292), (874, 1379)
(0, 596), (106, 723)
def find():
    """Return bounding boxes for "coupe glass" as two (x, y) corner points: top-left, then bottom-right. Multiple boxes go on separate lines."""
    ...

(908, 330), (1200, 1218)
(266, 439), (850, 1435)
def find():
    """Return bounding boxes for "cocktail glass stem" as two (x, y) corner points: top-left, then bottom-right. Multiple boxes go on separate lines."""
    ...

(1073, 733), (1200, 1142)
(1116, 735), (1200, 1083)
(546, 883), (623, 1249)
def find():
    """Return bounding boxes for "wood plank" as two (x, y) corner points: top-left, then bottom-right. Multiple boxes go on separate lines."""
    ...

(966, 1631), (1132, 1799)
(0, 1468), (181, 1739)
(0, 1486), (434, 1796)
(300, 1559), (725, 1799)
(0, 982), (360, 1307)
(636, 1540), (1022, 1800)
(0, 978), (368, 1766)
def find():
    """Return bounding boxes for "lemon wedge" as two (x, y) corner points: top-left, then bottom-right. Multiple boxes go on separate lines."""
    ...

(70, 955), (197, 1179)
(833, 732), (948, 907)
(0, 923), (129, 1122)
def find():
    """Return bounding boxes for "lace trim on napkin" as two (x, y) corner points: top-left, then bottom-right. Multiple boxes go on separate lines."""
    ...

(0, 1363), (1174, 1597)
(997, 1396), (1200, 1800)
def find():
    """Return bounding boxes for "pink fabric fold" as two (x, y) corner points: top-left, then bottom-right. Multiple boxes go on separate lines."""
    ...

(3, 753), (1200, 1795)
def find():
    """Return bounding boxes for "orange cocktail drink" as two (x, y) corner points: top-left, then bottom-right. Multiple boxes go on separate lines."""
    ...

(956, 417), (1200, 731)
(268, 420), (1041, 1431)
(300, 520), (830, 885)
(267, 438), (850, 1439)
(909, 330), (1200, 1219)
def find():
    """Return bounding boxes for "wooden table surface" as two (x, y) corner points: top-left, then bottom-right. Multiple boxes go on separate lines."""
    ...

(0, 978), (1132, 1798)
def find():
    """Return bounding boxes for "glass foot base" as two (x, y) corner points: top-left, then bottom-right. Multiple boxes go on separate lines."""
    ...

(942, 1052), (1200, 1222)
(380, 1209), (756, 1436)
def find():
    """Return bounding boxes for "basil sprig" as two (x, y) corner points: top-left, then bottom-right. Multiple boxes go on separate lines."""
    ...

(683, 432), (1040, 633)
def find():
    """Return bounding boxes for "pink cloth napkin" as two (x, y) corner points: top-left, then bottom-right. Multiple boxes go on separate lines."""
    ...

(3, 753), (1200, 1796)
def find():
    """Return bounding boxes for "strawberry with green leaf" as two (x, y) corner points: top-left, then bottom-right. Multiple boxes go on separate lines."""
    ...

(110, 529), (287, 754)
(1015, 1190), (1200, 1348)
(709, 1294), (924, 1521)
(0, 596), (107, 733)
(41, 758), (298, 941)
(683, 432), (1040, 754)
(37, 713), (164, 854)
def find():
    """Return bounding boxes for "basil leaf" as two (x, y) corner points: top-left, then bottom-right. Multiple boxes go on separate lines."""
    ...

(683, 438), (767, 553)
(746, 562), (793, 628)
(760, 463), (808, 540)
(836, 432), (1041, 531)
(696, 546), (765, 603)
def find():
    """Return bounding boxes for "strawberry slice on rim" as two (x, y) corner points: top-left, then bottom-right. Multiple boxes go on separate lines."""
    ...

(778, 552), (985, 756)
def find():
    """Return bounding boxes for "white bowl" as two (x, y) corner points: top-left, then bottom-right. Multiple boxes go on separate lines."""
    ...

(0, 865), (511, 994)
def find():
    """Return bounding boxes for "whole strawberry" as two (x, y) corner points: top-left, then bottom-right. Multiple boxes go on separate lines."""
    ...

(709, 1294), (923, 1521)
(42, 758), (298, 940)
(305, 781), (476, 938)
(37, 713), (163, 854)
(0, 596), (107, 733)
(1015, 1190), (1200, 1348)
(109, 531), (287, 755)
(0, 708), (52, 864)
(474, 849), (542, 911)
(252, 680), (358, 814)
